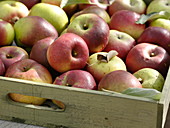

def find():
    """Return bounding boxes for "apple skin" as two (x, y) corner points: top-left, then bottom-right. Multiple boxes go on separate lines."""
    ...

(108, 0), (147, 16)
(98, 70), (142, 93)
(149, 18), (170, 32)
(86, 51), (127, 83)
(53, 70), (97, 90)
(103, 30), (136, 60)
(146, 0), (170, 14)
(28, 3), (69, 34)
(138, 26), (170, 55)
(14, 16), (58, 50)
(5, 59), (53, 105)
(18, 0), (41, 9)
(126, 43), (170, 76)
(0, 19), (15, 46)
(30, 37), (56, 68)
(41, 0), (78, 18)
(0, 46), (29, 70)
(109, 10), (146, 40)
(47, 33), (89, 73)
(70, 6), (111, 24)
(67, 13), (110, 53)
(0, 1), (29, 25)
(133, 68), (165, 92)
(0, 58), (5, 76)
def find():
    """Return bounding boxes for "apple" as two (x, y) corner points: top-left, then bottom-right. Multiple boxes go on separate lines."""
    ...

(0, 58), (5, 76)
(70, 6), (110, 24)
(108, 0), (147, 16)
(28, 3), (69, 34)
(47, 33), (89, 73)
(133, 68), (165, 92)
(0, 46), (29, 70)
(78, 0), (109, 10)
(0, 19), (15, 46)
(14, 16), (58, 51)
(18, 0), (41, 9)
(53, 70), (97, 90)
(149, 18), (170, 32)
(109, 10), (146, 40)
(5, 59), (53, 105)
(138, 26), (170, 55)
(103, 30), (136, 60)
(30, 37), (56, 68)
(146, 0), (170, 14)
(86, 50), (127, 83)
(98, 70), (142, 93)
(126, 43), (170, 76)
(67, 13), (110, 53)
(0, 1), (29, 25)
(41, 0), (78, 18)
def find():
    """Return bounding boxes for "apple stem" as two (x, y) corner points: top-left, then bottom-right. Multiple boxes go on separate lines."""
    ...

(150, 52), (155, 57)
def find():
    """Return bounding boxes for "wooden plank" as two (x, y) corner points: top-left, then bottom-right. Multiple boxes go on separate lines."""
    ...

(0, 76), (162, 128)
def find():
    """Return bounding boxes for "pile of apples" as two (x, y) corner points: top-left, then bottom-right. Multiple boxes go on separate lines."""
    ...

(0, 0), (169, 106)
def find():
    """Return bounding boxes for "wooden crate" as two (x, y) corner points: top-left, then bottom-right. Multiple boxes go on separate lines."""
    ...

(0, 67), (170, 128)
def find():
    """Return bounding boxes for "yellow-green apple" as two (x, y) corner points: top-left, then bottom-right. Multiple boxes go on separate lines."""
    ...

(30, 37), (56, 68)
(18, 0), (41, 9)
(103, 30), (136, 60)
(138, 26), (170, 54)
(78, 0), (109, 10)
(67, 13), (110, 53)
(126, 43), (170, 76)
(98, 70), (142, 93)
(109, 10), (146, 39)
(41, 0), (78, 18)
(86, 50), (127, 83)
(108, 0), (146, 16)
(133, 68), (165, 91)
(14, 16), (58, 51)
(53, 70), (97, 90)
(146, 0), (170, 14)
(70, 6), (111, 24)
(47, 33), (89, 73)
(5, 59), (53, 105)
(28, 3), (69, 34)
(0, 46), (28, 70)
(0, 1), (29, 25)
(0, 59), (5, 76)
(0, 19), (15, 46)
(149, 18), (170, 32)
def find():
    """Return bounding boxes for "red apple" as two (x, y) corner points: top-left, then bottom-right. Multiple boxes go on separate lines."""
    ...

(0, 1), (29, 25)
(108, 0), (147, 16)
(30, 37), (56, 68)
(98, 70), (142, 93)
(0, 58), (5, 76)
(0, 46), (29, 70)
(5, 59), (53, 105)
(53, 70), (97, 90)
(137, 26), (170, 55)
(14, 16), (58, 51)
(86, 50), (127, 83)
(47, 33), (89, 73)
(126, 43), (170, 76)
(67, 13), (110, 53)
(109, 10), (146, 39)
(0, 19), (15, 46)
(103, 30), (136, 60)
(18, 0), (41, 9)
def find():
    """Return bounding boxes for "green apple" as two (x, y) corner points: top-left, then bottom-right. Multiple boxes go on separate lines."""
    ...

(146, 0), (170, 14)
(133, 68), (165, 91)
(149, 18), (170, 32)
(29, 3), (69, 34)
(0, 19), (14, 46)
